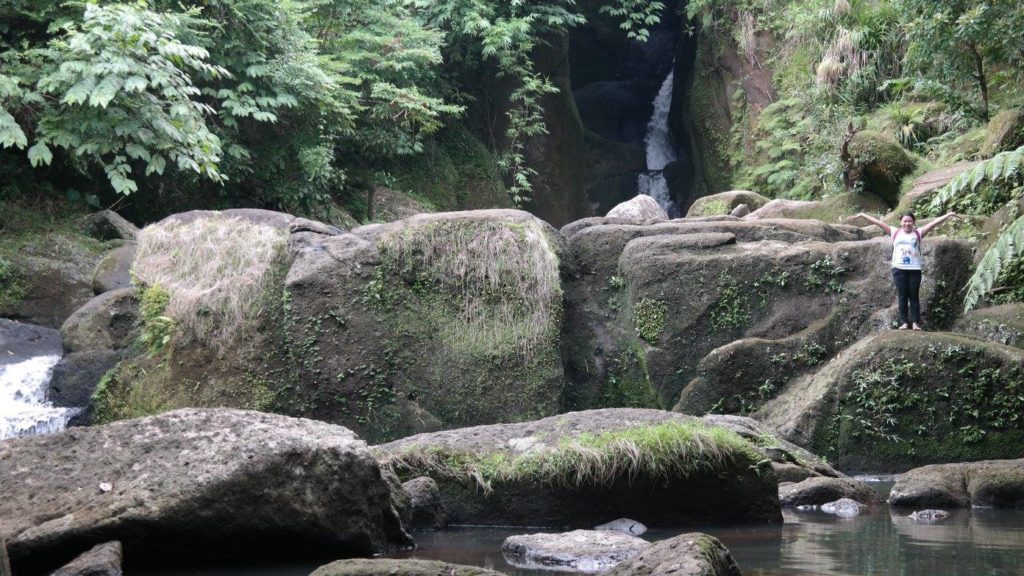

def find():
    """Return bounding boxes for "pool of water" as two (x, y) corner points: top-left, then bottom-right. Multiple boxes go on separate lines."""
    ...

(133, 482), (1024, 576)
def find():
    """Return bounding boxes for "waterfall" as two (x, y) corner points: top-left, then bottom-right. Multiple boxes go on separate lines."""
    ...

(0, 355), (79, 439)
(637, 65), (678, 213)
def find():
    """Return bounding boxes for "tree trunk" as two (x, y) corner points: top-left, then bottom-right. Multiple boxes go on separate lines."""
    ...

(970, 43), (989, 121)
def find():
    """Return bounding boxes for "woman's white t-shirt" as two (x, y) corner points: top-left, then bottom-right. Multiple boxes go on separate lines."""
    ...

(891, 229), (922, 270)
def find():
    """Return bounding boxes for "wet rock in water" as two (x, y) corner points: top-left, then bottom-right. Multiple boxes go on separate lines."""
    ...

(595, 518), (647, 536)
(603, 532), (743, 576)
(606, 195), (669, 220)
(502, 529), (650, 573)
(375, 409), (780, 527)
(820, 498), (865, 518)
(779, 476), (880, 507)
(0, 409), (410, 572)
(908, 509), (950, 523)
(51, 541), (122, 576)
(888, 459), (1024, 509)
(0, 319), (62, 361)
(47, 349), (125, 426)
(402, 476), (448, 530)
(310, 558), (505, 576)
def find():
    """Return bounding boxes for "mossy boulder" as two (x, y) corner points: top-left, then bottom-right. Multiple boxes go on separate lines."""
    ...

(284, 209), (565, 442)
(757, 331), (1024, 472)
(606, 195), (668, 220)
(846, 131), (917, 206)
(687, 190), (768, 217)
(673, 235), (973, 417)
(778, 476), (881, 507)
(374, 409), (781, 528)
(952, 303), (1024, 348)
(603, 532), (742, 576)
(981, 109), (1024, 157)
(747, 192), (889, 222)
(560, 218), (869, 411)
(888, 459), (1024, 509)
(91, 244), (135, 295)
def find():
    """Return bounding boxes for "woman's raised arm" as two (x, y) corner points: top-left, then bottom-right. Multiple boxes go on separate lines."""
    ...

(856, 212), (892, 236)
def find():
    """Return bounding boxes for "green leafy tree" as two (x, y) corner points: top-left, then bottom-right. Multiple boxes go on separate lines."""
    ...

(898, 0), (1024, 119)
(4, 4), (227, 195)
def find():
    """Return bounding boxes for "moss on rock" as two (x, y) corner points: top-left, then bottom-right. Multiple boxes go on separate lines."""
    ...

(846, 131), (917, 206)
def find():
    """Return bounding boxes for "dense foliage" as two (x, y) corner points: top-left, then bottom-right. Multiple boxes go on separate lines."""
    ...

(0, 0), (661, 218)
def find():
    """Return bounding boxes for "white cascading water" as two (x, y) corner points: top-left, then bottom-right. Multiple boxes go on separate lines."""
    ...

(637, 65), (678, 213)
(0, 355), (79, 439)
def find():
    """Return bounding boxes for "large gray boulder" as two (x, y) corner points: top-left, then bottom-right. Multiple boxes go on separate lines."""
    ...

(375, 409), (780, 527)
(888, 459), (1024, 509)
(0, 245), (102, 328)
(402, 476), (448, 530)
(606, 195), (669, 220)
(0, 409), (410, 572)
(603, 533), (743, 576)
(502, 529), (649, 572)
(310, 559), (505, 576)
(59, 289), (139, 353)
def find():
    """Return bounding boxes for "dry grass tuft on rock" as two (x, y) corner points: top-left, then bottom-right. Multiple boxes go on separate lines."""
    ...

(378, 219), (561, 359)
(132, 215), (287, 349)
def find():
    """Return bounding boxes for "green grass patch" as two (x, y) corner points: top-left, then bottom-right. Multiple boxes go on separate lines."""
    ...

(379, 421), (761, 494)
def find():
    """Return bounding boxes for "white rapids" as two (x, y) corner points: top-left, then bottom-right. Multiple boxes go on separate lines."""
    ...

(637, 64), (678, 213)
(0, 354), (79, 439)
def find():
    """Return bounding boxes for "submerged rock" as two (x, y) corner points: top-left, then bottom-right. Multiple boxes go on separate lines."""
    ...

(595, 518), (647, 536)
(0, 409), (410, 572)
(375, 409), (780, 527)
(779, 476), (880, 507)
(908, 509), (950, 523)
(888, 459), (1024, 509)
(603, 532), (743, 576)
(50, 541), (122, 576)
(311, 559), (505, 576)
(820, 498), (865, 518)
(502, 529), (649, 573)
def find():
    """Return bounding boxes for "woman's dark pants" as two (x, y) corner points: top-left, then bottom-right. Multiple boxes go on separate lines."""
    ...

(892, 268), (922, 326)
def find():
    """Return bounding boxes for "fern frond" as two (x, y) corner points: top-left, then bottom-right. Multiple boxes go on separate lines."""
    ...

(964, 214), (1024, 310)
(929, 146), (1024, 212)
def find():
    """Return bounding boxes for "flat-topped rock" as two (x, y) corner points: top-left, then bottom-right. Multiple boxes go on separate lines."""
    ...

(375, 409), (780, 527)
(0, 409), (409, 572)
(310, 559), (506, 576)
(888, 459), (1024, 509)
(502, 529), (650, 573)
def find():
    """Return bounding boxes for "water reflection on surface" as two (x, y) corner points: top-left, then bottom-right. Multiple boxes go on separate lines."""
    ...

(132, 503), (1024, 575)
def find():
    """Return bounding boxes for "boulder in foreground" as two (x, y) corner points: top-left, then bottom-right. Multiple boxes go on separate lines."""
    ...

(888, 459), (1024, 509)
(0, 409), (410, 573)
(603, 533), (743, 576)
